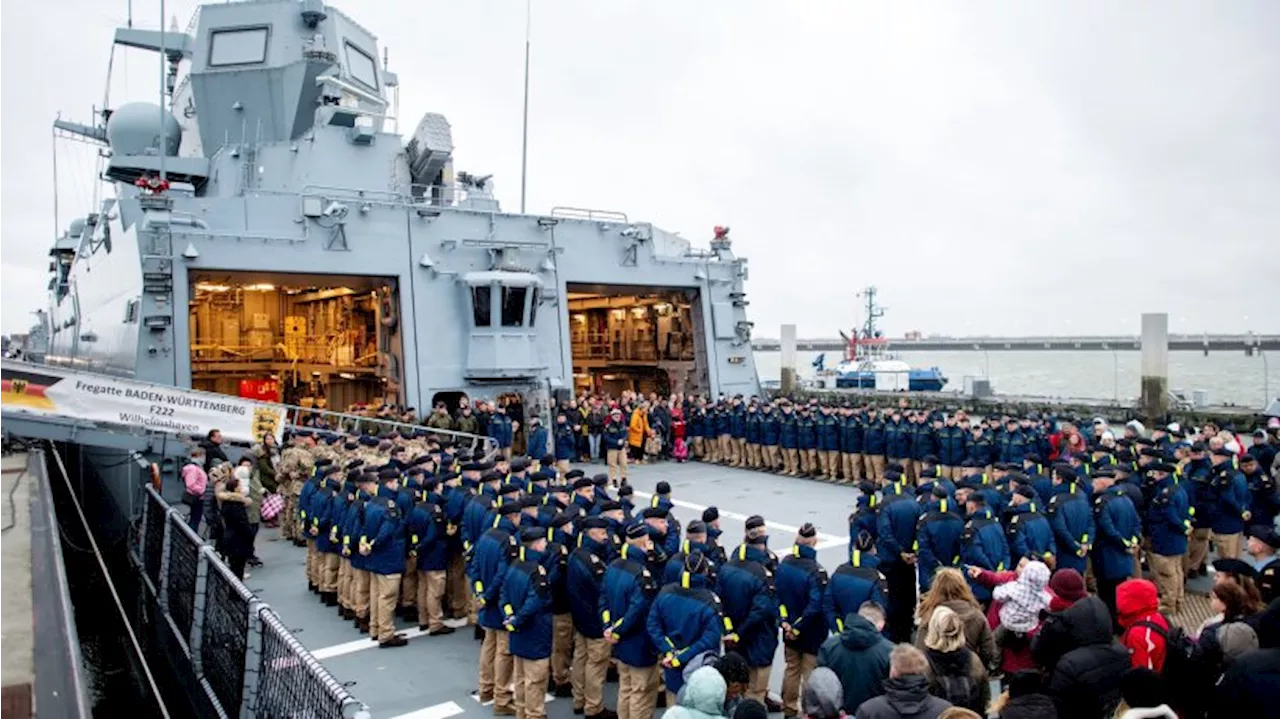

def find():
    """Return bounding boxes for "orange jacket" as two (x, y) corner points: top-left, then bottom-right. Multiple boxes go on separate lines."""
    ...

(628, 409), (649, 448)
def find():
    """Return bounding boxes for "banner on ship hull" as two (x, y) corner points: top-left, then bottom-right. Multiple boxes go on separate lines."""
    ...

(1, 363), (285, 445)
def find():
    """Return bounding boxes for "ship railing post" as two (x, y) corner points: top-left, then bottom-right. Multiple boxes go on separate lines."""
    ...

(157, 505), (176, 615)
(240, 600), (266, 719)
(188, 544), (212, 678)
(135, 487), (150, 568)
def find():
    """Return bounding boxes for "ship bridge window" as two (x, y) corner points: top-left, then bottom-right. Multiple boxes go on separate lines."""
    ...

(209, 27), (269, 66)
(472, 286), (492, 327)
(345, 42), (378, 90)
(501, 286), (527, 327)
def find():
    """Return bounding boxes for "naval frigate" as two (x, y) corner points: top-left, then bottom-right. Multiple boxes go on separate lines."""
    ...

(11, 0), (764, 715)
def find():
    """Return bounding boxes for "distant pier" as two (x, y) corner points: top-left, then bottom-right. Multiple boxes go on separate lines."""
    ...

(752, 333), (1279, 354)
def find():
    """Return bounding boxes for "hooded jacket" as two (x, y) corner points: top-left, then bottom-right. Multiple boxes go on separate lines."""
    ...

(996, 692), (1058, 719)
(923, 646), (989, 715)
(853, 674), (951, 719)
(663, 666), (727, 719)
(916, 600), (998, 671)
(1032, 595), (1130, 719)
(817, 613), (893, 714)
(1116, 579), (1169, 672)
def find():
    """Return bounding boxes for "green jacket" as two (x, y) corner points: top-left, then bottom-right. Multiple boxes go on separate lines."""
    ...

(663, 667), (726, 719)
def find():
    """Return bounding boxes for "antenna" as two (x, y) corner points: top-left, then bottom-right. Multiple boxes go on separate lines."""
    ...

(519, 0), (531, 214)
(158, 0), (166, 183)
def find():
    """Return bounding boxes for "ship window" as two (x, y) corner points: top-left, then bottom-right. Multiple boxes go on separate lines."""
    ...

(345, 42), (378, 90)
(528, 288), (540, 327)
(472, 286), (492, 327)
(124, 298), (140, 324)
(501, 286), (527, 327)
(209, 27), (269, 66)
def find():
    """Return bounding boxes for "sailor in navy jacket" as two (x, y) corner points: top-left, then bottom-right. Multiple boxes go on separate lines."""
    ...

(1209, 448), (1252, 539)
(1047, 467), (1095, 575)
(823, 532), (887, 634)
(958, 494), (1010, 603)
(915, 488), (965, 592)
(1004, 484), (1056, 564)
(566, 517), (611, 640)
(471, 504), (522, 631)
(501, 527), (554, 660)
(775, 524), (829, 659)
(647, 551), (723, 696)
(717, 516), (780, 688)
(601, 524), (660, 670)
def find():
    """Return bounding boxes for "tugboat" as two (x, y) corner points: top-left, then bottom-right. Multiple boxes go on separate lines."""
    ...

(834, 287), (947, 391)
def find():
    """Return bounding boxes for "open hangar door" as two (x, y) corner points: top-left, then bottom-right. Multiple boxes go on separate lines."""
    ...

(188, 271), (405, 411)
(566, 283), (708, 397)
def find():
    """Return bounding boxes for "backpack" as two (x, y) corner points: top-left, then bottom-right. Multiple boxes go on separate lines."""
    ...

(927, 653), (980, 711)
(1131, 618), (1206, 711)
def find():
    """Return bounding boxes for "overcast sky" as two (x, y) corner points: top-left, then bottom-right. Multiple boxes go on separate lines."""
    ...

(3, 1), (1278, 339)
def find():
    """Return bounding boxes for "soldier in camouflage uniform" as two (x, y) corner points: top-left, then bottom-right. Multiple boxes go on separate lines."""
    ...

(279, 434), (316, 545)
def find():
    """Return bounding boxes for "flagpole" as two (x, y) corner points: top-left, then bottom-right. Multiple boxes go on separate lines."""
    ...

(519, 0), (531, 214)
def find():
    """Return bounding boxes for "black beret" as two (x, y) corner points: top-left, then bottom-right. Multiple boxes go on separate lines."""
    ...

(919, 466), (938, 478)
(656, 481), (671, 495)
(1248, 524), (1280, 549)
(931, 485), (949, 499)
(1140, 448), (1166, 459)
(1212, 558), (1256, 578)
(625, 523), (648, 540)
(886, 462), (904, 474)
(572, 477), (594, 490)
(406, 466), (425, 477)
(641, 507), (667, 520)
(510, 457), (529, 471)
(359, 435), (379, 447)
(1015, 485), (1037, 499)
(497, 503), (522, 516)
(540, 454), (556, 466)
(481, 470), (503, 483)
(438, 470), (460, 482)
(343, 441), (359, 451)
(530, 470), (552, 482)
(1211, 447), (1235, 458)
(745, 515), (766, 531)
(1022, 454), (1041, 464)
(1053, 467), (1076, 483)
(618, 484), (634, 497)
(581, 517), (608, 530)
(565, 469), (586, 480)
(346, 469), (364, 484)
(498, 483), (522, 496)
(798, 523), (816, 538)
(593, 473), (609, 487)
(599, 501), (623, 513)
(959, 459), (977, 468)
(1148, 462), (1177, 474)
(922, 454), (939, 465)
(345, 458), (365, 471)
(549, 483), (570, 494)
(378, 467), (400, 480)
(884, 469), (903, 483)
(520, 496), (541, 509)
(857, 481), (878, 495)
(520, 526), (545, 543)
(702, 507), (719, 523)
(549, 513), (573, 529)
(1091, 466), (1116, 479)
(315, 457), (333, 468)
(320, 464), (340, 477)
(686, 520), (707, 535)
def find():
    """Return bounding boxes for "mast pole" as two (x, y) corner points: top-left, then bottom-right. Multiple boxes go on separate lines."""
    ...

(158, 0), (166, 183)
(519, 0), (530, 214)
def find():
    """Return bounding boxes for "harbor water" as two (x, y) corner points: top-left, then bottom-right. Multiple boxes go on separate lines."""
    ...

(753, 349), (1273, 409)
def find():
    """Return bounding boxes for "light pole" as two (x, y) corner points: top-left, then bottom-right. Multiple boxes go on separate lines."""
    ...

(973, 343), (989, 378)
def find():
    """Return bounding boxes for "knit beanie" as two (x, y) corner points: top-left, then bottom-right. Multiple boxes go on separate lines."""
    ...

(1048, 568), (1087, 606)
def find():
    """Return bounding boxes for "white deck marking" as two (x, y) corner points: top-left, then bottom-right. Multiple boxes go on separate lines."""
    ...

(470, 691), (554, 705)
(390, 701), (466, 719)
(630, 490), (847, 551)
(311, 620), (469, 660)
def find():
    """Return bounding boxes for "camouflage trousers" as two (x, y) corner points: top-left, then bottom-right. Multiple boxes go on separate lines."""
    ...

(282, 492), (299, 541)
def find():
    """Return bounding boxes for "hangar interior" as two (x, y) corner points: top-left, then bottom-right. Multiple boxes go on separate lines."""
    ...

(567, 283), (708, 397)
(187, 271), (403, 410)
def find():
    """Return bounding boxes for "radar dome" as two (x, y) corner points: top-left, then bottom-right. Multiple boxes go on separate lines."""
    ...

(107, 102), (182, 157)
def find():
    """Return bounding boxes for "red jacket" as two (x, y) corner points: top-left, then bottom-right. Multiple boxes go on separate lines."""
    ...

(973, 568), (1047, 674)
(1117, 578), (1169, 672)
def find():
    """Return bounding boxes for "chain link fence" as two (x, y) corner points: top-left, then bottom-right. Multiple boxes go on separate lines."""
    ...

(134, 486), (370, 718)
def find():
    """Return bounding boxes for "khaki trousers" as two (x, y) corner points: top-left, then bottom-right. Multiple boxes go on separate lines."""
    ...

(416, 569), (446, 630)
(617, 662), (659, 719)
(371, 572), (401, 642)
(782, 647), (818, 717)
(401, 555), (418, 608)
(282, 492), (299, 540)
(493, 630), (516, 711)
(764, 445), (778, 470)
(868, 455), (887, 483)
(746, 665), (771, 703)
(797, 449), (810, 474)
(571, 632), (610, 714)
(514, 656), (550, 719)
(305, 541), (318, 585)
(1214, 532), (1242, 560)
(785, 449), (799, 475)
(908, 460), (921, 484)
(843, 453), (864, 482)
(1185, 528), (1211, 572)
(807, 449), (819, 474)
(352, 567), (372, 619)
(817, 450), (830, 477)
(447, 553), (469, 620)
(338, 557), (352, 608)
(718, 435), (732, 463)
(321, 552), (340, 593)
(479, 628), (499, 700)
(746, 443), (761, 469)
(735, 438), (747, 466)
(692, 436), (705, 459)
(706, 437), (720, 463)
(1149, 552), (1185, 615)
(551, 613), (574, 685)
(825, 450), (841, 479)
(607, 449), (629, 484)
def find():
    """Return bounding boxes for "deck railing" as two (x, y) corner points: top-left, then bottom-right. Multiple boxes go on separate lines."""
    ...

(133, 487), (370, 719)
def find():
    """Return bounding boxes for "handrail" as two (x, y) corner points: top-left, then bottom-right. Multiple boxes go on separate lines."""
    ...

(279, 403), (497, 452)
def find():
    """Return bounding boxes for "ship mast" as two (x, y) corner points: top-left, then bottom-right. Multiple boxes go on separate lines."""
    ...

(857, 286), (885, 339)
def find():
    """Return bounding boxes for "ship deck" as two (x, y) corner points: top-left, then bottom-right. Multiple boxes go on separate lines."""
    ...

(241, 460), (1215, 719)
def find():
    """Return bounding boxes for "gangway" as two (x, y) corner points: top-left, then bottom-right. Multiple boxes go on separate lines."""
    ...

(1, 359), (497, 459)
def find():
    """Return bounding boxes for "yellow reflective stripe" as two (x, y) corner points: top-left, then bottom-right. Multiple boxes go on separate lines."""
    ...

(1029, 503), (1036, 513)
(912, 540), (919, 552)
(996, 561), (1004, 571)
(474, 581), (484, 594)
(952, 555), (960, 565)
(664, 636), (677, 650)
(682, 540), (691, 553)
(519, 547), (526, 561)
(723, 616), (734, 632)
(492, 516), (501, 528)
(1080, 534), (1089, 546)
(602, 609), (611, 624)
(940, 499), (947, 514)
(547, 527), (554, 541)
(792, 545), (800, 557)
(504, 604), (514, 616)
(681, 572), (691, 589)
(411, 534), (419, 545)
(836, 618), (845, 632)
(652, 496), (660, 508)
(738, 545), (747, 561)
(779, 605), (789, 620)
(852, 550), (861, 567)
(669, 656), (681, 668)
(1188, 507), (1196, 517)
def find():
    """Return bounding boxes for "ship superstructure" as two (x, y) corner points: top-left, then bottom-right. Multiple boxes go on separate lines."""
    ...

(45, 0), (760, 424)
